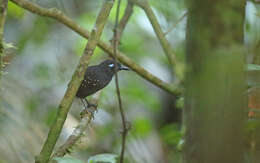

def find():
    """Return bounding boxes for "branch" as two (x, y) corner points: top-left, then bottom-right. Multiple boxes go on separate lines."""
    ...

(10, 0), (180, 96)
(53, 0), (132, 156)
(35, 1), (114, 163)
(129, 0), (184, 80)
(164, 11), (187, 36)
(117, 1), (133, 40)
(0, 0), (8, 80)
(52, 93), (101, 158)
(112, 0), (129, 163)
(54, 1), (133, 155)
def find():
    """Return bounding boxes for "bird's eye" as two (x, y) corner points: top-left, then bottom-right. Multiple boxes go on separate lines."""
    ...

(108, 63), (114, 68)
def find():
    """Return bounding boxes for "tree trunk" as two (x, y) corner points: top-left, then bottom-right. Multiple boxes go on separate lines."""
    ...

(183, 0), (246, 163)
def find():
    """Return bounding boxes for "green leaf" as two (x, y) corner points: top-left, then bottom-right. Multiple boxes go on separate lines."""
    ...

(176, 97), (184, 109)
(247, 64), (260, 71)
(133, 118), (152, 137)
(160, 123), (182, 147)
(8, 1), (25, 18)
(53, 157), (84, 163)
(246, 119), (260, 133)
(88, 153), (118, 163)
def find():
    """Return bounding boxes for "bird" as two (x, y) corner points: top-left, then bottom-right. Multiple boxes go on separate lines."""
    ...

(76, 59), (129, 112)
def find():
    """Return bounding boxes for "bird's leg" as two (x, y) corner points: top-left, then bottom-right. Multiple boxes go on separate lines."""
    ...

(80, 98), (88, 109)
(80, 98), (97, 115)
(84, 98), (98, 109)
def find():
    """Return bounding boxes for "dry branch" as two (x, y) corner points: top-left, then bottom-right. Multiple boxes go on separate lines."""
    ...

(52, 93), (101, 158)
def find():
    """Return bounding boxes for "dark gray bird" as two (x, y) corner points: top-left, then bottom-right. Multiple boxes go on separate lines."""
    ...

(76, 59), (129, 110)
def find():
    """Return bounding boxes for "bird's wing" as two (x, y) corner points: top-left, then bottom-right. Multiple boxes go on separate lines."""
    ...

(83, 67), (105, 93)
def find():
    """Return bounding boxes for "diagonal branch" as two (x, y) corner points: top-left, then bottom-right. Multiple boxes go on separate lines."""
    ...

(52, 92), (101, 158)
(53, 1), (133, 158)
(164, 11), (187, 36)
(117, 1), (133, 40)
(10, 0), (181, 96)
(129, 0), (183, 80)
(35, 1), (114, 163)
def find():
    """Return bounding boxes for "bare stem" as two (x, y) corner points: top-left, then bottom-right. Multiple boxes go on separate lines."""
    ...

(112, 1), (129, 163)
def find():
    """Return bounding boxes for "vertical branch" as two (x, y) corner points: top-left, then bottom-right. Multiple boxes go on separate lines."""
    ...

(112, 0), (130, 163)
(0, 0), (8, 81)
(35, 1), (114, 163)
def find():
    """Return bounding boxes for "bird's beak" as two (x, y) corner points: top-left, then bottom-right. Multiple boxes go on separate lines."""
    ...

(119, 65), (130, 71)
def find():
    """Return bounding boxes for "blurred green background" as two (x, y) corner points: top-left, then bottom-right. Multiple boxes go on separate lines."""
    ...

(1, 0), (260, 163)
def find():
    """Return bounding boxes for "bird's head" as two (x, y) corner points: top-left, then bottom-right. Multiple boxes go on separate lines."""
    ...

(99, 59), (130, 75)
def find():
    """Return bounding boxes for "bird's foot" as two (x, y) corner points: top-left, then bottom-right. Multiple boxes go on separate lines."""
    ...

(87, 103), (98, 109)
(86, 103), (98, 116)
(80, 103), (98, 119)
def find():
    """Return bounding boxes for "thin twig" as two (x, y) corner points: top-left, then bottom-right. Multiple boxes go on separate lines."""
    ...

(117, 1), (133, 40)
(0, 0), (8, 81)
(129, 0), (176, 63)
(53, 0), (132, 159)
(52, 92), (101, 158)
(164, 11), (187, 36)
(10, 0), (180, 95)
(34, 1), (114, 163)
(112, 1), (129, 163)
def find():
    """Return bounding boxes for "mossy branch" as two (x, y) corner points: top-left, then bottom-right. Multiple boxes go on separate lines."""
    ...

(53, 1), (133, 158)
(10, 0), (180, 96)
(34, 1), (114, 163)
